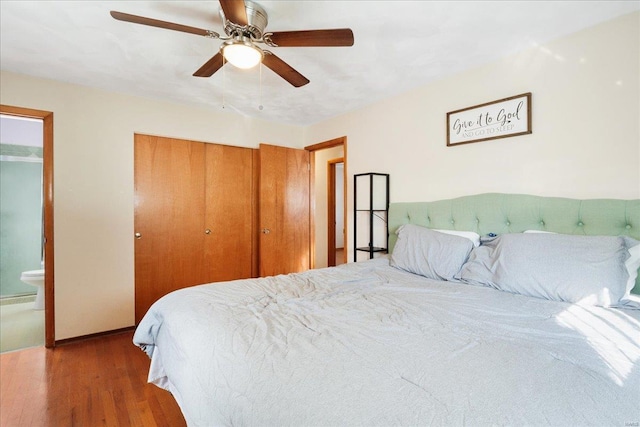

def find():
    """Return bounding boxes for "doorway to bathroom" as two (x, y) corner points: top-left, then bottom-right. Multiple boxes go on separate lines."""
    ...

(0, 105), (54, 351)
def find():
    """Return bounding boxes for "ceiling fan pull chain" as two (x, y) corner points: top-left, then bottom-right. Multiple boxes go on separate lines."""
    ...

(222, 54), (226, 109)
(258, 62), (263, 111)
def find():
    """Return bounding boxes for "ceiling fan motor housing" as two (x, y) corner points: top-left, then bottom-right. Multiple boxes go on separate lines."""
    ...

(220, 0), (268, 40)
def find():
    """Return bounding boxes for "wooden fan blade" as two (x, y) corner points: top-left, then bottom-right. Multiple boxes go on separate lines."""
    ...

(266, 29), (354, 47)
(262, 52), (309, 88)
(110, 11), (216, 37)
(193, 53), (225, 77)
(219, 0), (248, 26)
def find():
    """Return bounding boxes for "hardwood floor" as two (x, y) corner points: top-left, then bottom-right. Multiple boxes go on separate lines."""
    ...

(0, 331), (186, 426)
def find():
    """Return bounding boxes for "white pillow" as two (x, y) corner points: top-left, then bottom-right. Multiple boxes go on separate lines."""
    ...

(433, 229), (481, 247)
(390, 224), (474, 281)
(457, 233), (640, 307)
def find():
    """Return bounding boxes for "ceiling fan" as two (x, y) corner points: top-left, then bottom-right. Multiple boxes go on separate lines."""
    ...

(110, 0), (354, 88)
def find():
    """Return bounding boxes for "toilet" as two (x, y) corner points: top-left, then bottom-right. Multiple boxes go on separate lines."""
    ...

(20, 269), (45, 310)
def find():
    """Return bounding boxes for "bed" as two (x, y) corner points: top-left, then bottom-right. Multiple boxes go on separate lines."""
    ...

(134, 193), (640, 426)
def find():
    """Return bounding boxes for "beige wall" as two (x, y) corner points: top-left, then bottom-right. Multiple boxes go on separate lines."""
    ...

(1, 11), (638, 340)
(0, 71), (305, 339)
(305, 12), (640, 261)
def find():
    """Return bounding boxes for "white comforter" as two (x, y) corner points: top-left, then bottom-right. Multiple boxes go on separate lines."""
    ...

(134, 257), (640, 426)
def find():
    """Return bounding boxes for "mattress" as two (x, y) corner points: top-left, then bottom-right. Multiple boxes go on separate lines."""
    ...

(134, 257), (640, 426)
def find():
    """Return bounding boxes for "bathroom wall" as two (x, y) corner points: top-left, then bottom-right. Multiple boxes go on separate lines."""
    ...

(0, 143), (43, 297)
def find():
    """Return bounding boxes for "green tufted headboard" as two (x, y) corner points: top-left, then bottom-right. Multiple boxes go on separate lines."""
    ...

(388, 193), (640, 294)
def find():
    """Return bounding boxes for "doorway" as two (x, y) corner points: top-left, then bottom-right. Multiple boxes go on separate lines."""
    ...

(327, 159), (345, 267)
(0, 105), (54, 349)
(305, 136), (347, 269)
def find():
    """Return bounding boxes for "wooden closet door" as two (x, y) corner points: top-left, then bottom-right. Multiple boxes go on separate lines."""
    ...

(203, 144), (254, 282)
(134, 135), (206, 323)
(259, 144), (310, 277)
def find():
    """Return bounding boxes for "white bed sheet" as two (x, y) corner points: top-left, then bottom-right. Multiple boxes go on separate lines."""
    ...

(134, 257), (640, 426)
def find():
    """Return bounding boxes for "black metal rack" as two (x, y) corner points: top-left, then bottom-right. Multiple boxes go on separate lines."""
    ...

(353, 173), (389, 262)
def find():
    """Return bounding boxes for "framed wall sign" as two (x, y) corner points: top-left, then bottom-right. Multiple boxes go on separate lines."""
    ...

(446, 93), (532, 147)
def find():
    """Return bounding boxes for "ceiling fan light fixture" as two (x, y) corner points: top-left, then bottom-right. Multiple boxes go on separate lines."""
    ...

(222, 39), (263, 69)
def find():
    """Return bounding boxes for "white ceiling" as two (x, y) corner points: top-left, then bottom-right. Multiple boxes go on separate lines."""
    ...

(1, 1), (638, 126)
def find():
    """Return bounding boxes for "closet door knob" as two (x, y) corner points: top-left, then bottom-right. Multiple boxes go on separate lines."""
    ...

(135, 232), (142, 239)
(262, 228), (271, 234)
(205, 229), (211, 235)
